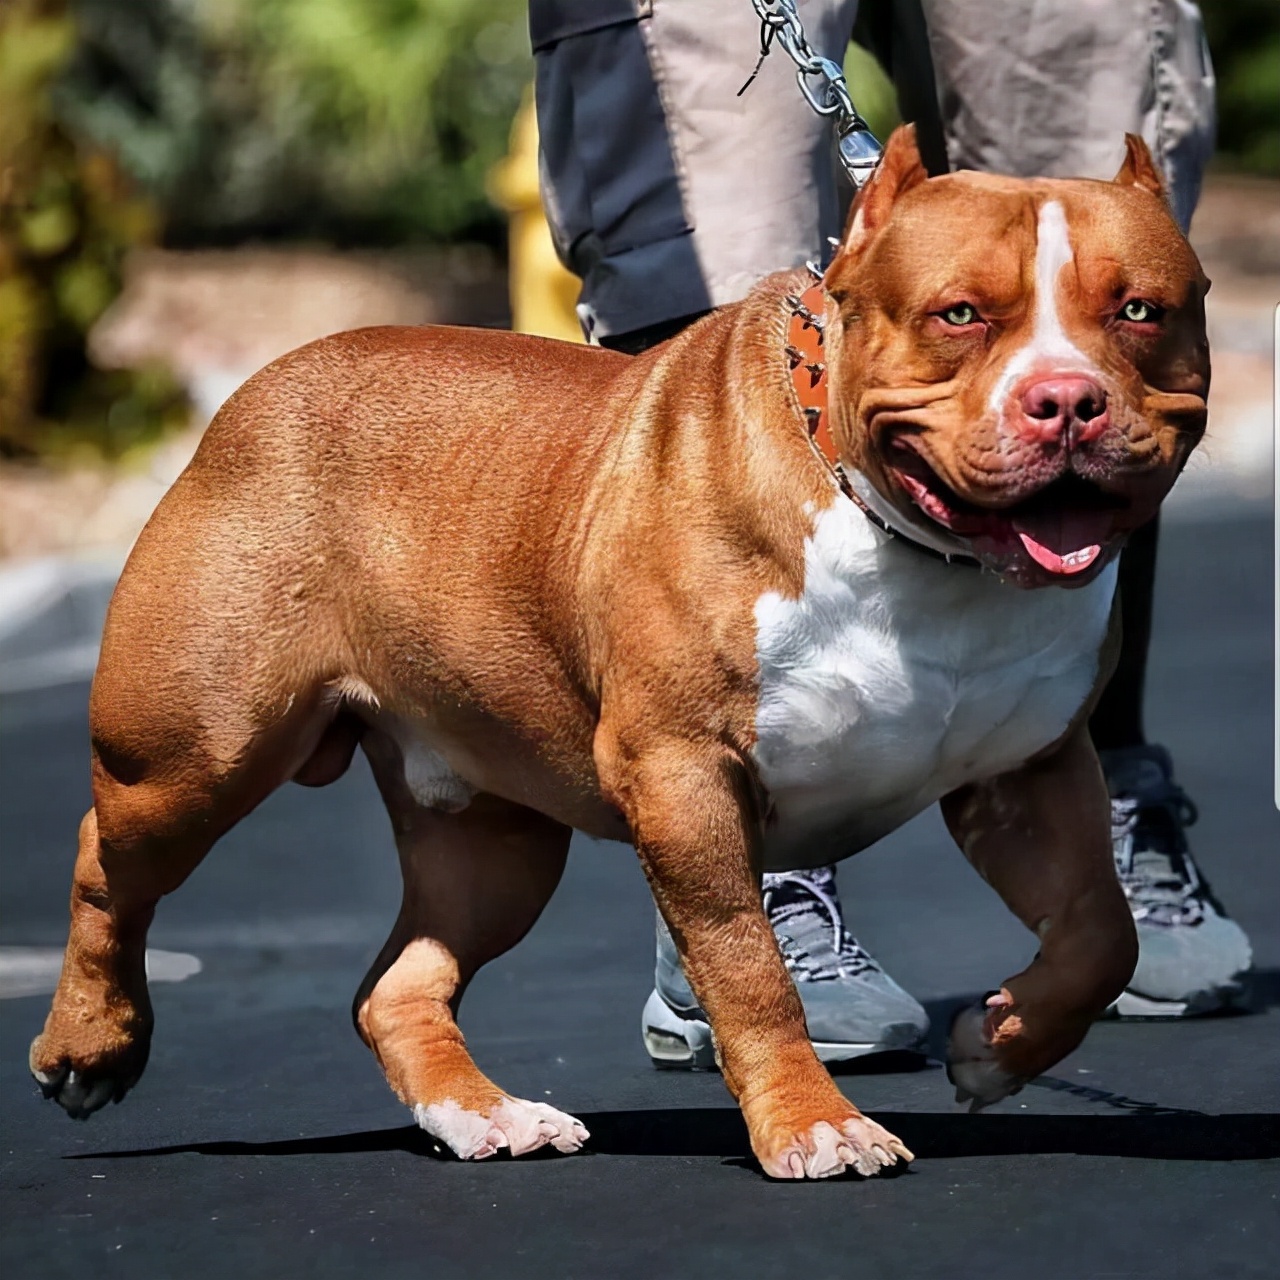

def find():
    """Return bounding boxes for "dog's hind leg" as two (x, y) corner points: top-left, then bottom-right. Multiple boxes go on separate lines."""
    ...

(30, 641), (340, 1118)
(354, 732), (585, 1160)
(29, 749), (297, 1117)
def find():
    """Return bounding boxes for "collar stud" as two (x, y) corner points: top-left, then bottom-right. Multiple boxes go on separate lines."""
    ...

(783, 278), (981, 570)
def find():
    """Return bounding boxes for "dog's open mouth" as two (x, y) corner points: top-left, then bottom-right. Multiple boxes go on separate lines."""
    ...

(889, 449), (1129, 579)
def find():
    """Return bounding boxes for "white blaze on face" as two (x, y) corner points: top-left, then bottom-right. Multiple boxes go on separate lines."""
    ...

(986, 200), (1098, 417)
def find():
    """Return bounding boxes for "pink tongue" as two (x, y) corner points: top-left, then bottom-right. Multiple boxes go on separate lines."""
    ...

(1012, 508), (1113, 575)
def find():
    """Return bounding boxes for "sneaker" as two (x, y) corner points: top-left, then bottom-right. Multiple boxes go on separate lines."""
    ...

(641, 866), (929, 1068)
(1101, 744), (1252, 1018)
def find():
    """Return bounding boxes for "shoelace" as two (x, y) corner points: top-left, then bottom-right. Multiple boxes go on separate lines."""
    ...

(762, 869), (880, 981)
(1111, 786), (1206, 928)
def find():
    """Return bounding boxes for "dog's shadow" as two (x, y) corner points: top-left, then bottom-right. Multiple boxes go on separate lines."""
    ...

(67, 977), (1280, 1172)
(68, 1105), (1280, 1168)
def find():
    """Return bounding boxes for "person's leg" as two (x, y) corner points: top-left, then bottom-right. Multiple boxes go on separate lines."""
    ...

(601, 313), (710, 355)
(1089, 515), (1160, 753)
(923, 0), (1251, 1015)
(532, 0), (858, 346)
(533, 0), (929, 1066)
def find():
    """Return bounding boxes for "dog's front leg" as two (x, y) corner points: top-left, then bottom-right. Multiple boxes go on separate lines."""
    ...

(598, 729), (912, 1179)
(940, 722), (1138, 1108)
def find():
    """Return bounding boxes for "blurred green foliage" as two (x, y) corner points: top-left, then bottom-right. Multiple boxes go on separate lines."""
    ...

(1202, 0), (1280, 175)
(843, 41), (901, 144)
(59, 0), (531, 246)
(0, 0), (186, 459)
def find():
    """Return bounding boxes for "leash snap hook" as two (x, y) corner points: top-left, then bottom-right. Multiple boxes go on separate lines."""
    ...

(837, 119), (884, 190)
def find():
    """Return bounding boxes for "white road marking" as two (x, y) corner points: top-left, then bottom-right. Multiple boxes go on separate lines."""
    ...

(0, 947), (202, 1000)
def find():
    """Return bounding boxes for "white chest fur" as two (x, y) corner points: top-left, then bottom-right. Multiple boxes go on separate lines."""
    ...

(752, 497), (1117, 867)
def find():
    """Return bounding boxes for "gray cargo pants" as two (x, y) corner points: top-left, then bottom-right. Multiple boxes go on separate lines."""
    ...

(531, 0), (1215, 344)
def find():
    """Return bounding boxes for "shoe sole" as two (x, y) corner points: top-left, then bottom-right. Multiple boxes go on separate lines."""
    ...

(1104, 984), (1246, 1020)
(641, 989), (915, 1069)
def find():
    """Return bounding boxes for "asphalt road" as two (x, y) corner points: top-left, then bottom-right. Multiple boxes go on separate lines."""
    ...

(2, 514), (1277, 1280)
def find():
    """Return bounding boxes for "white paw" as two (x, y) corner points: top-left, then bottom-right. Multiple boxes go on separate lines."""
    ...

(765, 1116), (914, 1180)
(414, 1096), (590, 1160)
(947, 1002), (1024, 1111)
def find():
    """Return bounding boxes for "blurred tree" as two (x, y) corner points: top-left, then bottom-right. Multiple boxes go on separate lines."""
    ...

(58, 0), (532, 246)
(1201, 0), (1280, 175)
(0, 0), (185, 459)
(48, 1), (1276, 252)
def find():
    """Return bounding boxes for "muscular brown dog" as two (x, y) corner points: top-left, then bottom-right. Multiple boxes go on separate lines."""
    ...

(31, 128), (1209, 1179)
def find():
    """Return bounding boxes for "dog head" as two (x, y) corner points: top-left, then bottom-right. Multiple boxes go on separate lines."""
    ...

(824, 125), (1210, 587)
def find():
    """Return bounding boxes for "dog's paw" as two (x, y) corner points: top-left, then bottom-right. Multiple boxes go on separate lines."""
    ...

(31, 1063), (123, 1118)
(29, 1035), (147, 1120)
(414, 1095), (589, 1160)
(760, 1115), (913, 1180)
(947, 995), (1025, 1112)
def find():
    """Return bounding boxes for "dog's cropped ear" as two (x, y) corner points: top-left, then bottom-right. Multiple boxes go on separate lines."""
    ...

(828, 124), (928, 276)
(1113, 133), (1166, 201)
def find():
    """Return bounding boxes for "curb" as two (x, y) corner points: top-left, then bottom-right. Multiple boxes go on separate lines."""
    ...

(0, 549), (126, 695)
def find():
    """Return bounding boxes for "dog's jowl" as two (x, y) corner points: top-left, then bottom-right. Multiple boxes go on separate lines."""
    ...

(31, 128), (1208, 1180)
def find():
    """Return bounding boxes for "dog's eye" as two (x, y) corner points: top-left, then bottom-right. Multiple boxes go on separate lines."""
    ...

(1119, 298), (1163, 324)
(939, 303), (980, 326)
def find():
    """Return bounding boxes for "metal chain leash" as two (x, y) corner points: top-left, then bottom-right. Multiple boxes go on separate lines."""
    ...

(739, 0), (883, 188)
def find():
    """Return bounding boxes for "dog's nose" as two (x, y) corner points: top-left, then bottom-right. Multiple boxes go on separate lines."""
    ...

(1018, 376), (1109, 445)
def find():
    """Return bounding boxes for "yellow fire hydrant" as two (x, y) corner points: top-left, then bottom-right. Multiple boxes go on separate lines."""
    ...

(487, 91), (584, 344)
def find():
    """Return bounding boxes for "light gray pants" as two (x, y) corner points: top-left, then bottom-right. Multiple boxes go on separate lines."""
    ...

(532, 0), (1215, 342)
